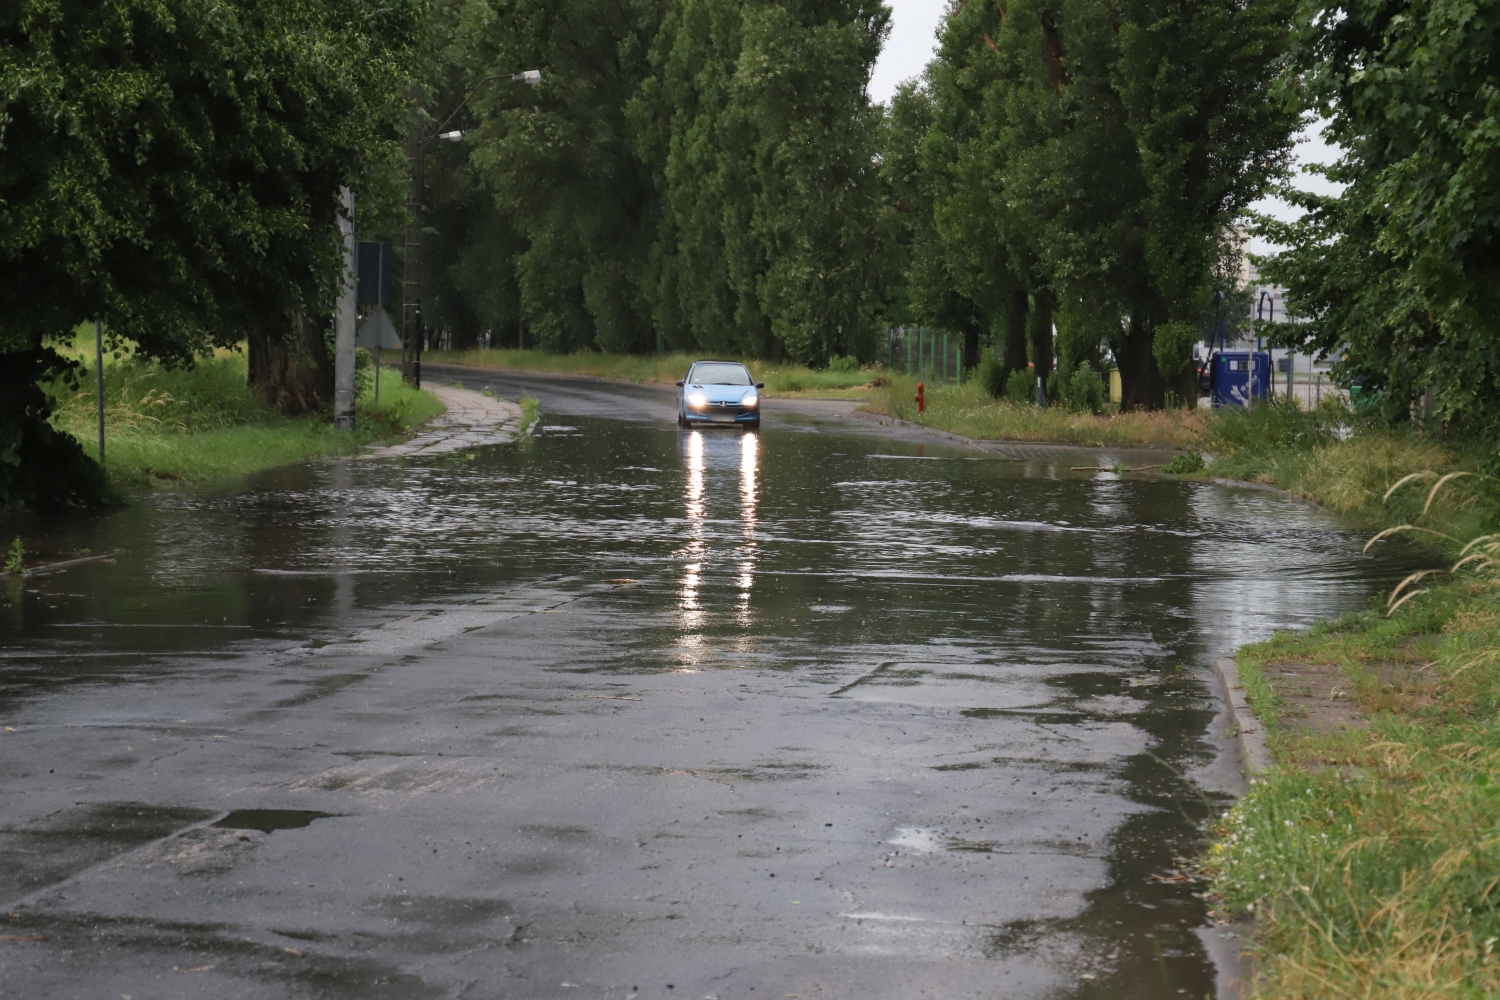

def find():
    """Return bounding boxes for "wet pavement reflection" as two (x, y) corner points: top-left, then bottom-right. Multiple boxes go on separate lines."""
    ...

(0, 410), (1424, 999)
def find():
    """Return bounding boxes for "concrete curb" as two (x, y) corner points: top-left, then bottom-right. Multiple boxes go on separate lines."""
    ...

(1214, 656), (1272, 778)
(360, 385), (523, 459)
(1206, 656), (1271, 999)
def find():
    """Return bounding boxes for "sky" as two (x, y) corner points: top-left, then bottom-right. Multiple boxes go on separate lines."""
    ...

(866, 0), (944, 104)
(865, 1), (1344, 254)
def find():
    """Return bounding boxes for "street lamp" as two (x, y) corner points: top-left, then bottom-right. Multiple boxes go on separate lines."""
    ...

(400, 70), (542, 387)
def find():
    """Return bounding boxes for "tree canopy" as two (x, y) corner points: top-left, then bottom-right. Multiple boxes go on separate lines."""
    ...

(431, 0), (895, 364)
(0, 0), (424, 504)
(910, 0), (1298, 407)
(414, 0), (1298, 399)
(1255, 0), (1500, 447)
(13, 0), (1494, 506)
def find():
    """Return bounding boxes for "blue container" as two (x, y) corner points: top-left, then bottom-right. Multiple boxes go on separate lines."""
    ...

(1211, 351), (1271, 407)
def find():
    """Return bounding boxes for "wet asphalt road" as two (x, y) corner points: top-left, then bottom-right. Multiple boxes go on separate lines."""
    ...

(0, 371), (1423, 999)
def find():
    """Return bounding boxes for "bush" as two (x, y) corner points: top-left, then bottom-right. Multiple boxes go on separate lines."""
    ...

(976, 348), (1007, 397)
(1163, 452), (1205, 474)
(2, 347), (111, 508)
(1207, 395), (1339, 455)
(827, 355), (860, 373)
(1059, 360), (1107, 414)
(1005, 368), (1036, 405)
(355, 348), (374, 399)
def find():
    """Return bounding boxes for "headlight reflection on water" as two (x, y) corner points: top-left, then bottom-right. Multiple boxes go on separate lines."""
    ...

(737, 432), (759, 626)
(675, 429), (761, 664)
(680, 431), (706, 649)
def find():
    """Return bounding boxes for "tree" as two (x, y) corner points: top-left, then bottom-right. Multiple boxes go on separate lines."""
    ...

(915, 3), (1032, 387)
(454, 0), (660, 354)
(881, 81), (987, 370)
(729, 0), (895, 364)
(914, 0), (1297, 407)
(441, 0), (896, 365)
(0, 0), (424, 504)
(1256, 0), (1500, 445)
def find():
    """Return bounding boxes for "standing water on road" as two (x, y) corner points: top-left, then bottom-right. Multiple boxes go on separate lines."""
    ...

(0, 406), (1420, 999)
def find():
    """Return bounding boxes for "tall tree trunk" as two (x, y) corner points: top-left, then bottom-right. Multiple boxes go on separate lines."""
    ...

(1112, 314), (1168, 410)
(1004, 290), (1029, 379)
(962, 322), (980, 375)
(248, 311), (335, 416)
(1029, 289), (1055, 397)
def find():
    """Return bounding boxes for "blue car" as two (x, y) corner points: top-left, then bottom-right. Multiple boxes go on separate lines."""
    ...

(676, 360), (763, 429)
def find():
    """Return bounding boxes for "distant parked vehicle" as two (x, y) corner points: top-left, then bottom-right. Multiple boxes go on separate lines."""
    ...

(676, 361), (764, 429)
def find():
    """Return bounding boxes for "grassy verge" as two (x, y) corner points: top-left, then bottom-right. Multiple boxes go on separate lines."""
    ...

(1208, 577), (1500, 998)
(861, 375), (1211, 449)
(48, 350), (444, 489)
(419, 348), (878, 397)
(1198, 401), (1500, 997)
(1202, 398), (1498, 538)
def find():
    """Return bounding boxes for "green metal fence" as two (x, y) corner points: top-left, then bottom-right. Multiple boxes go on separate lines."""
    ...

(886, 326), (963, 383)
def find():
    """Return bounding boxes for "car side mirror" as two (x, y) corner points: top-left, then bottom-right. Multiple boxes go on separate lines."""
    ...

(756, 382), (765, 388)
(676, 380), (684, 387)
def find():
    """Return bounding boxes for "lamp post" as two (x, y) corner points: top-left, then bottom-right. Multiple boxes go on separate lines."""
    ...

(401, 71), (541, 388)
(94, 319), (105, 463)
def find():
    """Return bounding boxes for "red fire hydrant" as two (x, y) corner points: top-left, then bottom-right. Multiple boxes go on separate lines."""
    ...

(916, 381), (925, 414)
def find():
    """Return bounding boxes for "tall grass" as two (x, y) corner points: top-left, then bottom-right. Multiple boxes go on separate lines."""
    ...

(863, 375), (1211, 448)
(1206, 397), (1499, 548)
(420, 347), (878, 396)
(48, 352), (444, 488)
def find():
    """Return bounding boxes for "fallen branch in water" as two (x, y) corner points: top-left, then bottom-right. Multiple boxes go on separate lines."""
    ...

(1070, 464), (1162, 473)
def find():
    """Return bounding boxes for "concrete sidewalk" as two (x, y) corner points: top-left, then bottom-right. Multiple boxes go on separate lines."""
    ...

(360, 384), (524, 459)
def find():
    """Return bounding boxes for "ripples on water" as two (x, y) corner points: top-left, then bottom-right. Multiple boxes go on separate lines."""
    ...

(0, 418), (1428, 997)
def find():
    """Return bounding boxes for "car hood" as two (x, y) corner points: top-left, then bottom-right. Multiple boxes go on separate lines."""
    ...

(685, 384), (756, 403)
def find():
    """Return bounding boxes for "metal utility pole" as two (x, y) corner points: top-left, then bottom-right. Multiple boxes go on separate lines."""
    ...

(94, 319), (105, 463)
(400, 71), (542, 389)
(401, 108), (425, 388)
(334, 187), (358, 429)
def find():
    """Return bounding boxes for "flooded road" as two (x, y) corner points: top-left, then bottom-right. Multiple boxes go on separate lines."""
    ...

(0, 375), (1421, 999)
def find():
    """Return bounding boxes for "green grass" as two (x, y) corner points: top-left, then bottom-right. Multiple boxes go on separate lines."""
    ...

(518, 393), (539, 435)
(861, 375), (1211, 449)
(1198, 398), (1500, 999)
(1203, 397), (1500, 548)
(1206, 579), (1500, 999)
(48, 351), (444, 489)
(419, 348), (879, 397)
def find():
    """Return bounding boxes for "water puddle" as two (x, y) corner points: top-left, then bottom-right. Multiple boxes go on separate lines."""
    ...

(212, 810), (336, 834)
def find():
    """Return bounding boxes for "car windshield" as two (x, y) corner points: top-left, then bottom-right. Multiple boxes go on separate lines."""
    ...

(689, 363), (752, 386)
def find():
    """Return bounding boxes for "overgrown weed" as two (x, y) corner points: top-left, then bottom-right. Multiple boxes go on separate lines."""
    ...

(45, 352), (443, 488)
(863, 376), (1210, 448)
(518, 393), (539, 435)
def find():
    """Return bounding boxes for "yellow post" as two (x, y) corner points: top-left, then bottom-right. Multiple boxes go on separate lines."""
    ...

(1109, 368), (1122, 404)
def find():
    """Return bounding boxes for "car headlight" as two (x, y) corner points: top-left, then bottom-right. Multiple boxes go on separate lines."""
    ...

(742, 394), (758, 407)
(687, 393), (707, 408)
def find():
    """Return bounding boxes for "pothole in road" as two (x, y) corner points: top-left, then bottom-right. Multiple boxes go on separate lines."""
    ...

(212, 810), (337, 834)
